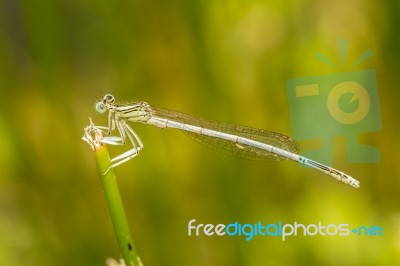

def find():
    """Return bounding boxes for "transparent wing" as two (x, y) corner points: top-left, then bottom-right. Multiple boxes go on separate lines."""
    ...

(151, 107), (299, 161)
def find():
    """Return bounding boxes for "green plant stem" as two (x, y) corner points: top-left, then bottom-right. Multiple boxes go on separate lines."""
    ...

(94, 144), (140, 266)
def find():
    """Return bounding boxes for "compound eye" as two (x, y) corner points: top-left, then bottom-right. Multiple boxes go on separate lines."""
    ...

(95, 102), (107, 114)
(104, 94), (115, 103)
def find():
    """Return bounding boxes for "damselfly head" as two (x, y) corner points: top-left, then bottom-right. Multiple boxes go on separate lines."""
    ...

(103, 94), (115, 103)
(95, 94), (115, 114)
(95, 101), (107, 114)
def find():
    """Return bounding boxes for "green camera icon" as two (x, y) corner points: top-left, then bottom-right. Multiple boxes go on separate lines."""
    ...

(286, 69), (381, 165)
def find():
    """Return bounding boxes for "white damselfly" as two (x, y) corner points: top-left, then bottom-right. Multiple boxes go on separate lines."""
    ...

(84, 94), (360, 188)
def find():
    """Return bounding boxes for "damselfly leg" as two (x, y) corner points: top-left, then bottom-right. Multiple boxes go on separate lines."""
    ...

(83, 118), (143, 174)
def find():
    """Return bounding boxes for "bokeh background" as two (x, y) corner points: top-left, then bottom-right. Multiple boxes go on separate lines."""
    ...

(1, 0), (399, 265)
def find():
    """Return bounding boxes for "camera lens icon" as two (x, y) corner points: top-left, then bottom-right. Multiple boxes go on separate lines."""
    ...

(286, 68), (381, 164)
(327, 81), (370, 125)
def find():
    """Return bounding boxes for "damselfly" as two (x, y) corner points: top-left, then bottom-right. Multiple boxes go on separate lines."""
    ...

(85, 94), (360, 188)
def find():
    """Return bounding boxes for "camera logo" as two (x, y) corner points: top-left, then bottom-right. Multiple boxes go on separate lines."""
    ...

(286, 39), (381, 165)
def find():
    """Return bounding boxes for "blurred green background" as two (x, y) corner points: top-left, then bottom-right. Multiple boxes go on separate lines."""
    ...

(0, 0), (399, 265)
